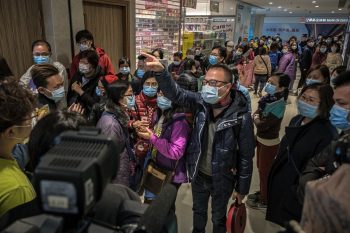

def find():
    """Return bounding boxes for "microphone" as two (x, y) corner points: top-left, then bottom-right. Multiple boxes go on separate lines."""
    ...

(137, 184), (178, 233)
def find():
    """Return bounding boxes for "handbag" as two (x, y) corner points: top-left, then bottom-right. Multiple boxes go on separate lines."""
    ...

(226, 200), (247, 233)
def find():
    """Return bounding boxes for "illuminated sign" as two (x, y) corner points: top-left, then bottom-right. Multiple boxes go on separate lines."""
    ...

(301, 17), (349, 24)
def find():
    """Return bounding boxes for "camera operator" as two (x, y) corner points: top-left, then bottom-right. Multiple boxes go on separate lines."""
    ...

(298, 71), (350, 202)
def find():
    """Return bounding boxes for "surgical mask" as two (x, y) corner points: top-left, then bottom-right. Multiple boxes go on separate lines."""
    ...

(120, 67), (130, 75)
(33, 56), (50, 64)
(227, 47), (233, 52)
(95, 87), (103, 97)
(334, 37), (338, 42)
(330, 105), (350, 130)
(157, 96), (172, 110)
(187, 55), (195, 60)
(305, 79), (321, 86)
(201, 84), (228, 104)
(260, 40), (265, 45)
(173, 61), (181, 66)
(268, 39), (272, 44)
(326, 39), (332, 44)
(195, 50), (201, 56)
(235, 51), (242, 56)
(136, 69), (145, 78)
(209, 55), (218, 65)
(79, 63), (91, 74)
(126, 95), (135, 109)
(79, 43), (90, 51)
(276, 38), (280, 42)
(292, 45), (297, 50)
(297, 100), (318, 119)
(48, 86), (65, 102)
(308, 42), (315, 47)
(282, 49), (288, 54)
(143, 86), (157, 97)
(318, 36), (322, 40)
(331, 47), (337, 53)
(264, 83), (277, 95)
(320, 48), (327, 53)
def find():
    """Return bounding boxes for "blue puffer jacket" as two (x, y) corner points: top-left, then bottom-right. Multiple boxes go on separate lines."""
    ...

(154, 70), (255, 195)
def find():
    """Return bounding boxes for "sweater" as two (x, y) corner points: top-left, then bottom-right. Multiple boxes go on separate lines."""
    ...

(325, 52), (343, 73)
(254, 55), (272, 76)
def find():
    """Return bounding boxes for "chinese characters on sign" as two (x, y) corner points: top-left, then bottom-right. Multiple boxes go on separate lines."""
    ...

(266, 27), (300, 33)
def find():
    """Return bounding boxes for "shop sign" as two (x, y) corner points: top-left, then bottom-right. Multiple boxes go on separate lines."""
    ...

(301, 17), (349, 24)
(183, 0), (197, 9)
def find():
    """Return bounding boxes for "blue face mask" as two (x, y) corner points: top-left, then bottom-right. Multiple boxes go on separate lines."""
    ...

(33, 56), (50, 64)
(48, 86), (65, 103)
(95, 87), (103, 97)
(201, 84), (227, 104)
(264, 83), (277, 95)
(157, 96), (172, 110)
(209, 55), (218, 65)
(136, 69), (145, 78)
(297, 99), (318, 119)
(330, 105), (350, 130)
(126, 95), (135, 109)
(120, 67), (130, 75)
(305, 79), (322, 86)
(143, 86), (157, 97)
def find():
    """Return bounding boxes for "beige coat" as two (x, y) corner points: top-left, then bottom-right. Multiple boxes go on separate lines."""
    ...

(254, 55), (272, 76)
(325, 52), (343, 73)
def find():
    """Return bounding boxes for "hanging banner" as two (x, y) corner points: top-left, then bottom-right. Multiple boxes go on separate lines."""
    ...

(182, 32), (194, 55)
(210, 18), (235, 41)
(183, 0), (197, 9)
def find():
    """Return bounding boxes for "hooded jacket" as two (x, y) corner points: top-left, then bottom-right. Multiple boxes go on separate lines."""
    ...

(278, 52), (296, 80)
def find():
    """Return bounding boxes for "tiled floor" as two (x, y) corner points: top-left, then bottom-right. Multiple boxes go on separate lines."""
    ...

(175, 74), (300, 233)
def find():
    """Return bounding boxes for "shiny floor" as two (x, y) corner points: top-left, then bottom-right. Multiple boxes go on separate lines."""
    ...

(175, 74), (300, 233)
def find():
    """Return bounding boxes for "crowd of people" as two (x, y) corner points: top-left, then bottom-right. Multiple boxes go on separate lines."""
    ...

(0, 28), (349, 233)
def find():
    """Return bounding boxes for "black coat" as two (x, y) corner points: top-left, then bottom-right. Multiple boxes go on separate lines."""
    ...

(154, 70), (255, 196)
(266, 115), (337, 226)
(67, 66), (103, 116)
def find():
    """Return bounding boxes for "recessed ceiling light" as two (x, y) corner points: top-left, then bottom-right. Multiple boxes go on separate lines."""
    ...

(339, 8), (342, 10)
(315, 5), (319, 8)
(331, 11), (335, 13)
(269, 2), (273, 5)
(230, 7), (234, 10)
(289, 11), (293, 14)
(284, 8), (288, 11)
(312, 1), (317, 3)
(278, 6), (282, 8)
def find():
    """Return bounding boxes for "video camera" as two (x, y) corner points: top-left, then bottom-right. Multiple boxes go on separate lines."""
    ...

(1, 129), (178, 233)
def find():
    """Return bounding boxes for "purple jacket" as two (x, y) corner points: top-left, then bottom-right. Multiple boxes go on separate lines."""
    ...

(150, 113), (190, 184)
(278, 52), (296, 80)
(97, 111), (131, 187)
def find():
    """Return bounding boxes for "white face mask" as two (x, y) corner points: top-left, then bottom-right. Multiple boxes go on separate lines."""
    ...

(331, 47), (337, 53)
(308, 42), (315, 47)
(292, 46), (297, 50)
(79, 63), (91, 74)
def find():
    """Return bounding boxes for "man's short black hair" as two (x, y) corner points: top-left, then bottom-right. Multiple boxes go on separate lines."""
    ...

(333, 71), (350, 89)
(332, 66), (346, 76)
(174, 51), (183, 59)
(212, 45), (227, 59)
(79, 50), (99, 68)
(307, 38), (314, 43)
(75, 30), (94, 43)
(31, 64), (59, 88)
(32, 40), (52, 53)
(207, 64), (233, 83)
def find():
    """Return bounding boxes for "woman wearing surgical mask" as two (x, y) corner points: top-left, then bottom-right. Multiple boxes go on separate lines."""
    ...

(247, 73), (290, 209)
(117, 57), (132, 83)
(311, 42), (328, 67)
(253, 47), (272, 96)
(304, 65), (330, 87)
(137, 91), (190, 204)
(67, 50), (104, 116)
(267, 83), (336, 226)
(0, 81), (36, 217)
(278, 45), (296, 91)
(97, 81), (137, 188)
(128, 71), (158, 162)
(325, 42), (343, 74)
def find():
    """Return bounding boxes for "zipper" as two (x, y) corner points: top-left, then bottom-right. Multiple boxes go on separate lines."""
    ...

(192, 115), (205, 180)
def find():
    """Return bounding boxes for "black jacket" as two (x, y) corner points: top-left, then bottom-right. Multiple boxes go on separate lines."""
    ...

(37, 93), (58, 112)
(154, 70), (255, 196)
(176, 71), (198, 92)
(67, 66), (103, 115)
(300, 46), (314, 71)
(266, 115), (337, 226)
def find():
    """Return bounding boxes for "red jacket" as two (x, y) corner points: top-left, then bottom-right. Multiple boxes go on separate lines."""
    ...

(311, 51), (327, 67)
(69, 47), (115, 78)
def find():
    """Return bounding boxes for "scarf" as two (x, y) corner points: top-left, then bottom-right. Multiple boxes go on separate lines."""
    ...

(258, 92), (284, 112)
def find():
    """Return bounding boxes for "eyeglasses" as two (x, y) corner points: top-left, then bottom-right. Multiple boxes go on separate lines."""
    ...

(202, 79), (229, 87)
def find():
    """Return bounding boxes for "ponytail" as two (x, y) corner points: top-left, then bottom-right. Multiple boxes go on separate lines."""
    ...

(274, 72), (291, 101)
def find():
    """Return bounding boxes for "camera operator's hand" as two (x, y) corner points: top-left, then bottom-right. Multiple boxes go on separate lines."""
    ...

(68, 103), (85, 115)
(141, 52), (165, 73)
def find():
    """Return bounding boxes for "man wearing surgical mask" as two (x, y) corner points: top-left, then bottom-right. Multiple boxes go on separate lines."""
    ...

(205, 46), (226, 72)
(142, 52), (255, 233)
(70, 30), (115, 78)
(31, 64), (67, 111)
(298, 38), (315, 88)
(168, 51), (183, 79)
(67, 50), (104, 116)
(20, 40), (68, 95)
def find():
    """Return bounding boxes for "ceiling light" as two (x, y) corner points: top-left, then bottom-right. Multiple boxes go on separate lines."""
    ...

(331, 11), (335, 13)
(312, 1), (316, 3)
(339, 8), (342, 11)
(230, 7), (234, 10)
(289, 11), (293, 14)
(269, 2), (273, 4)
(315, 5), (319, 8)
(284, 9), (288, 11)
(278, 6), (282, 8)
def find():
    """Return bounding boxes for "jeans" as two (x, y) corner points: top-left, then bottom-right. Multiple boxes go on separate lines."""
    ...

(192, 172), (234, 233)
(254, 74), (267, 94)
